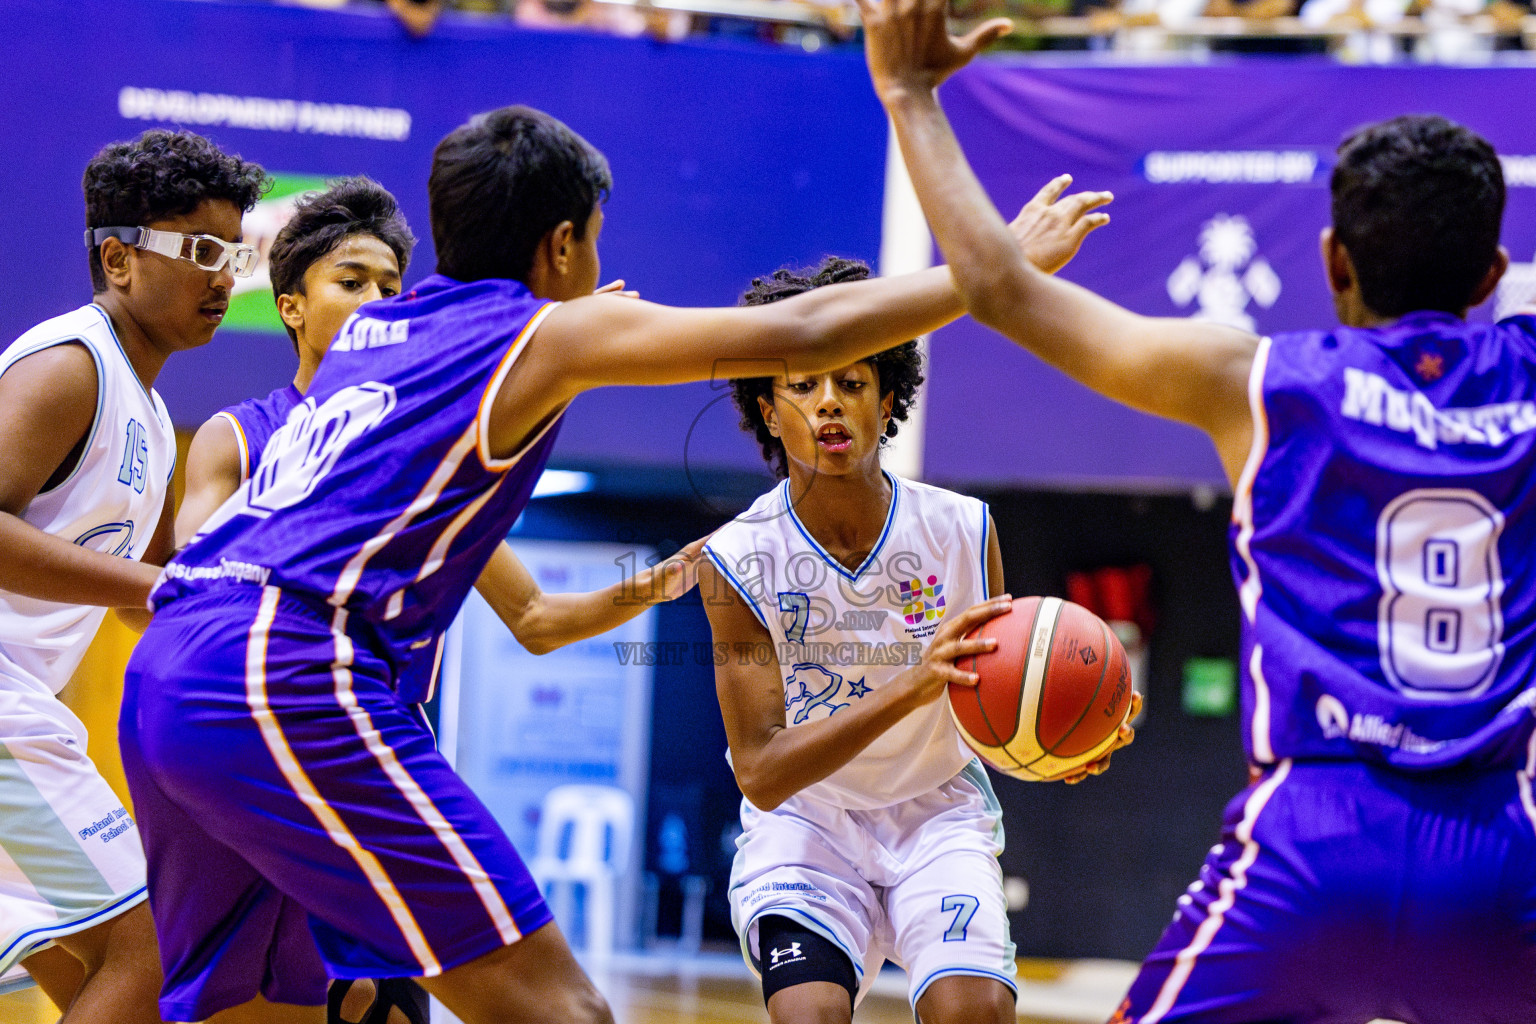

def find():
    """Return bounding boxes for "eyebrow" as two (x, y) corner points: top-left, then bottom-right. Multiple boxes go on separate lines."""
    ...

(331, 259), (399, 275)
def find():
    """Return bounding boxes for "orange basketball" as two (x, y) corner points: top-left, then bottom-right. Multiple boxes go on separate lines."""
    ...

(948, 596), (1133, 781)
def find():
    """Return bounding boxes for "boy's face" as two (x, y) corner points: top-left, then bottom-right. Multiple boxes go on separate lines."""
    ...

(759, 360), (893, 478)
(117, 198), (244, 353)
(282, 234), (402, 361)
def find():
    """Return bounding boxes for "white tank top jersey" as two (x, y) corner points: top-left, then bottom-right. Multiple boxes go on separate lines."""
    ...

(704, 472), (991, 810)
(0, 303), (173, 694)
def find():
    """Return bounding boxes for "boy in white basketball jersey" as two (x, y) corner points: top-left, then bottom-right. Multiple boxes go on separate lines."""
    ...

(699, 252), (1136, 1024)
(0, 129), (267, 1021)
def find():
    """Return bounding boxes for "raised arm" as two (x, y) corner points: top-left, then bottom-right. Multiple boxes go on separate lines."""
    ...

(700, 557), (1010, 811)
(475, 535), (707, 655)
(858, 0), (1260, 485)
(485, 186), (1111, 462)
(0, 344), (160, 608)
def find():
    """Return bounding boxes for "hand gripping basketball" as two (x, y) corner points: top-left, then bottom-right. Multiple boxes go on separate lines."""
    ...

(949, 597), (1140, 783)
(901, 596), (1014, 710)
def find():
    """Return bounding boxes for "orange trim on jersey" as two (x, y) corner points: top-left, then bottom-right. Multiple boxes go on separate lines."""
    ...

(1141, 759), (1292, 1024)
(332, 422), (479, 609)
(243, 586), (442, 975)
(1231, 337), (1274, 763)
(214, 411), (251, 484)
(329, 607), (522, 947)
(476, 301), (559, 472)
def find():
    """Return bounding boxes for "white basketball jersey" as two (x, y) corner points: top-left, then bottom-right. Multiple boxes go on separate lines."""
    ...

(705, 472), (990, 810)
(0, 304), (174, 694)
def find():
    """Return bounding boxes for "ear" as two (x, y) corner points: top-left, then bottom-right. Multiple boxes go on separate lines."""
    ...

(276, 292), (305, 334)
(880, 388), (894, 432)
(1320, 227), (1353, 297)
(757, 393), (780, 438)
(1468, 245), (1510, 310)
(99, 237), (134, 290)
(547, 220), (577, 277)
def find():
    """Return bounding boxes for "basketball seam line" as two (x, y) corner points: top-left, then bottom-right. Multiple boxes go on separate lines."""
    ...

(1042, 614), (1113, 759)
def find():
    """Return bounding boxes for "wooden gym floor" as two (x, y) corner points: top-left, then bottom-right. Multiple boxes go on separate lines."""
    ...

(0, 952), (1136, 1024)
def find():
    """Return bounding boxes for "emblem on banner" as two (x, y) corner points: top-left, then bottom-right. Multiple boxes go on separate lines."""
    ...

(1167, 214), (1281, 331)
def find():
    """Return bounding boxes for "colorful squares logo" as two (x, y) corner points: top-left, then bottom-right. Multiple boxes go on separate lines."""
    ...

(901, 575), (946, 625)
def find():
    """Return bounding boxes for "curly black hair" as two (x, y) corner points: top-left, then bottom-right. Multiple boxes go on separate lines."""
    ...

(268, 177), (416, 346)
(83, 129), (270, 292)
(730, 257), (925, 479)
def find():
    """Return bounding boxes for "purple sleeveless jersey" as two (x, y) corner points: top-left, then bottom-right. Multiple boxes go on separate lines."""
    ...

(1234, 311), (1536, 772)
(217, 384), (301, 483)
(158, 275), (562, 686)
(217, 383), (449, 701)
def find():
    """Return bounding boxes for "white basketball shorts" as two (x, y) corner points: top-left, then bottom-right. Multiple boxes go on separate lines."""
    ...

(729, 760), (1017, 1007)
(0, 671), (148, 977)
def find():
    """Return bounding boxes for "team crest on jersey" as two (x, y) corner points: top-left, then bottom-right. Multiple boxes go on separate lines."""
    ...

(901, 574), (946, 626)
(785, 663), (866, 724)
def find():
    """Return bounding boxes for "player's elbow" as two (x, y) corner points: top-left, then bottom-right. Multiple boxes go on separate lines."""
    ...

(521, 634), (559, 656)
(733, 762), (789, 811)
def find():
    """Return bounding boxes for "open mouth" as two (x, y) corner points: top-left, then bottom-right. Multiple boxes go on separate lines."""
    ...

(200, 304), (228, 324)
(816, 424), (853, 453)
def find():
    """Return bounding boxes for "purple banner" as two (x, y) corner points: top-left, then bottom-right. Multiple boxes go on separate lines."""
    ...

(924, 61), (1536, 490)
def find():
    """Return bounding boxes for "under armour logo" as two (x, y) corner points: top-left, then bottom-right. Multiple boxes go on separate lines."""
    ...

(769, 943), (802, 966)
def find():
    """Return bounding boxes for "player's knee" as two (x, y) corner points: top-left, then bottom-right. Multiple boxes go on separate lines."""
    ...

(758, 916), (856, 1024)
(914, 975), (1015, 1024)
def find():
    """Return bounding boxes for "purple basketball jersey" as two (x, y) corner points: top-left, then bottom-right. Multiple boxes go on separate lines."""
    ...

(157, 275), (563, 675)
(217, 384), (301, 483)
(1234, 312), (1536, 771)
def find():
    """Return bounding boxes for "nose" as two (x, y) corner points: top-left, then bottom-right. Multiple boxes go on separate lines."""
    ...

(815, 379), (843, 416)
(212, 263), (236, 293)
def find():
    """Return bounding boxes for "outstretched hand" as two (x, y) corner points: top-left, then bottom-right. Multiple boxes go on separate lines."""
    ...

(1013, 175), (1113, 275)
(856, 0), (1012, 101)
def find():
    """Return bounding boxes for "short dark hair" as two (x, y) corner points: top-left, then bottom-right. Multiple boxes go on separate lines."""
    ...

(730, 257), (925, 480)
(1331, 115), (1505, 318)
(83, 129), (269, 292)
(429, 106), (611, 284)
(267, 177), (416, 345)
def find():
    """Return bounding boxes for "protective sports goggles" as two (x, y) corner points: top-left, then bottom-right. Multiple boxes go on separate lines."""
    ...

(86, 226), (258, 278)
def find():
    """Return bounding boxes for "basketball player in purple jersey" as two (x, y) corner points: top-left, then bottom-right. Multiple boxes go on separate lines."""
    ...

(118, 106), (1108, 1024)
(859, 4), (1536, 1020)
(176, 176), (707, 1024)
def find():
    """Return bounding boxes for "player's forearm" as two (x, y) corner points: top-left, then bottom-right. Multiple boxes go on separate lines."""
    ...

(510, 582), (658, 655)
(0, 513), (159, 608)
(788, 265), (963, 373)
(883, 89), (1038, 331)
(731, 680), (925, 810)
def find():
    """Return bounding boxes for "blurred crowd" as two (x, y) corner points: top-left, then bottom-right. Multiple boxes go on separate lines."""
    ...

(296, 0), (1534, 57)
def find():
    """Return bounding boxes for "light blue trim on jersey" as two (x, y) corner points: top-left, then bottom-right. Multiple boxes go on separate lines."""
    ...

(0, 884), (148, 976)
(2, 334), (107, 498)
(782, 471), (901, 583)
(90, 304), (160, 414)
(739, 903), (866, 983)
(910, 965), (1019, 1009)
(958, 759), (1006, 849)
(978, 502), (991, 597)
(705, 546), (770, 630)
